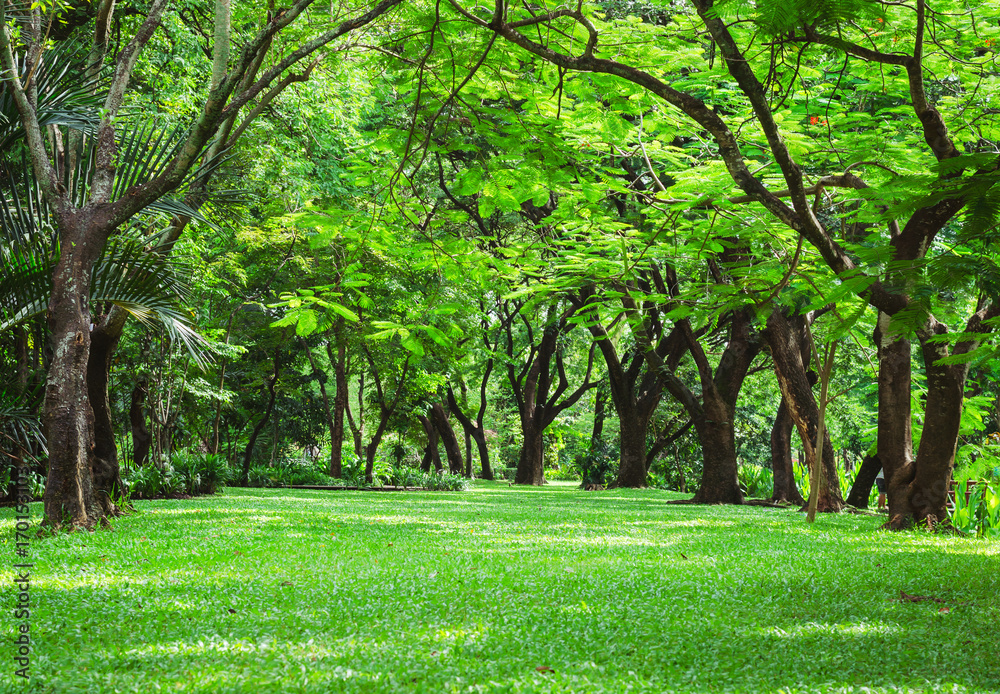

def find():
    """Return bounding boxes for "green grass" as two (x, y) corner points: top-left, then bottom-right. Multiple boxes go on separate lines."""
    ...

(2, 482), (998, 693)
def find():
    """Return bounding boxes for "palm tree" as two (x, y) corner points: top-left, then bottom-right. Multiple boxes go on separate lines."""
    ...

(1, 46), (212, 514)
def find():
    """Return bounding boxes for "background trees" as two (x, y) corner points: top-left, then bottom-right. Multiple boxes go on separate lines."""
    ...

(3, 0), (1000, 527)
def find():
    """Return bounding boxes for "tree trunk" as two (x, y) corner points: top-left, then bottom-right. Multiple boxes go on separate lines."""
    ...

(846, 453), (880, 508)
(671, 306), (758, 505)
(446, 384), (494, 480)
(42, 226), (105, 529)
(86, 309), (128, 512)
(431, 402), (464, 474)
(240, 352), (280, 485)
(515, 420), (545, 485)
(508, 314), (595, 486)
(326, 331), (347, 478)
(417, 412), (442, 473)
(591, 385), (607, 444)
(763, 308), (844, 512)
(901, 327), (968, 523)
(691, 391), (743, 504)
(875, 314), (916, 524)
(129, 380), (152, 467)
(471, 429), (492, 480)
(345, 371), (364, 459)
(769, 396), (804, 504)
(615, 401), (649, 488)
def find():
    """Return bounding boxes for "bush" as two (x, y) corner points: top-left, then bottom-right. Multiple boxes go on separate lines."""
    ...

(949, 480), (1000, 538)
(341, 456), (368, 486)
(198, 453), (233, 493)
(247, 465), (279, 488)
(268, 457), (337, 486)
(172, 451), (234, 495)
(27, 471), (45, 500)
(423, 472), (470, 491)
(574, 440), (618, 488)
(738, 463), (773, 498)
(545, 466), (581, 481)
(387, 465), (427, 487)
(382, 465), (469, 490)
(493, 466), (518, 482)
(126, 464), (173, 499)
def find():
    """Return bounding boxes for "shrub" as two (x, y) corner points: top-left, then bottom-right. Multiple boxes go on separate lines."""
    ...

(268, 457), (337, 486)
(0, 466), (11, 499)
(382, 465), (469, 490)
(171, 451), (234, 495)
(574, 440), (617, 488)
(27, 471), (45, 500)
(247, 465), (279, 488)
(198, 453), (233, 493)
(493, 466), (518, 482)
(949, 480), (1000, 538)
(388, 465), (427, 487)
(424, 472), (470, 491)
(127, 465), (168, 499)
(171, 454), (202, 495)
(341, 456), (368, 486)
(738, 463), (773, 498)
(545, 466), (581, 482)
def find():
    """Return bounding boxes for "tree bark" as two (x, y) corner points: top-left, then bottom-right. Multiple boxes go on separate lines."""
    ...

(361, 349), (410, 483)
(240, 350), (280, 485)
(86, 307), (128, 512)
(763, 308), (844, 512)
(447, 384), (493, 480)
(691, 401), (743, 504)
(893, 319), (977, 524)
(874, 313), (916, 524)
(769, 395), (804, 504)
(300, 337), (343, 478)
(431, 402), (464, 474)
(615, 399), (650, 488)
(41, 222), (106, 529)
(129, 380), (152, 467)
(846, 453), (881, 508)
(576, 284), (672, 489)
(591, 385), (607, 444)
(515, 422), (545, 485)
(329, 336), (347, 478)
(507, 304), (596, 486)
(417, 411), (442, 473)
(345, 370), (364, 459)
(688, 308), (759, 504)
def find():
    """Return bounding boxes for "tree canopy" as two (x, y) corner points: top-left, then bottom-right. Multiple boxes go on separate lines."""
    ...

(2, 0), (1000, 532)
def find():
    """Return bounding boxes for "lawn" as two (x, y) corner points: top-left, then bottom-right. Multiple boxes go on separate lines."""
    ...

(2, 482), (999, 694)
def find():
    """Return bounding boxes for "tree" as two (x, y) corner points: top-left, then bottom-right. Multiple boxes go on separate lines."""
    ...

(447, 0), (1000, 525)
(504, 300), (598, 485)
(0, 0), (403, 528)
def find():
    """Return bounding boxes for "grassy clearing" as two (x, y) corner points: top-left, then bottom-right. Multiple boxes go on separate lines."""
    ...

(2, 482), (998, 694)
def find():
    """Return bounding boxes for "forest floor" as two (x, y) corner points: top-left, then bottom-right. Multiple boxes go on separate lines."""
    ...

(2, 481), (998, 693)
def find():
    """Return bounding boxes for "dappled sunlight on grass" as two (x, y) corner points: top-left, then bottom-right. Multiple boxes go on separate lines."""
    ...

(761, 621), (903, 639)
(2, 485), (998, 693)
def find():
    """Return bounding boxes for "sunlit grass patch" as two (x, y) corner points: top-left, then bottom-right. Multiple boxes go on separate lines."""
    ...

(1, 484), (998, 693)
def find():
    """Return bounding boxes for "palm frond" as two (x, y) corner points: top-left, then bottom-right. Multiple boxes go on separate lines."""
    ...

(0, 385), (45, 460)
(91, 239), (209, 367)
(0, 40), (105, 151)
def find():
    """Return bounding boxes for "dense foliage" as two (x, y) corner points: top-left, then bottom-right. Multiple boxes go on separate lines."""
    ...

(2, 0), (1000, 530)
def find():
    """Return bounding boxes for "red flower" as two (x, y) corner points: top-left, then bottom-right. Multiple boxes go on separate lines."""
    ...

(810, 116), (819, 125)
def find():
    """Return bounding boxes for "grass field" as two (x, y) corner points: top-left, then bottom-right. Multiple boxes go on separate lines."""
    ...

(2, 482), (999, 693)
